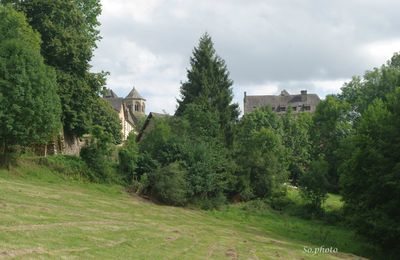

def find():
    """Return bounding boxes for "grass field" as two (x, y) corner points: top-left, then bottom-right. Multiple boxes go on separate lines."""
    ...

(0, 160), (373, 259)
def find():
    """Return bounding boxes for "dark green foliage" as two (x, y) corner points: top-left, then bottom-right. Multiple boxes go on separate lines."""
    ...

(38, 155), (92, 181)
(138, 114), (235, 208)
(282, 109), (313, 185)
(340, 52), (400, 114)
(4, 0), (101, 75)
(0, 5), (61, 166)
(148, 162), (189, 206)
(235, 107), (288, 200)
(92, 98), (122, 144)
(311, 96), (352, 192)
(118, 134), (139, 183)
(3, 0), (107, 137)
(299, 159), (329, 212)
(176, 33), (239, 145)
(80, 126), (115, 182)
(340, 88), (400, 250)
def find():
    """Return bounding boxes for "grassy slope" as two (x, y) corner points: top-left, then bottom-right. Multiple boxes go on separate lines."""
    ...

(0, 161), (372, 259)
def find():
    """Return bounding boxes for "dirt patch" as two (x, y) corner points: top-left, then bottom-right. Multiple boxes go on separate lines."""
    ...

(0, 220), (125, 232)
(226, 248), (238, 260)
(0, 247), (47, 258)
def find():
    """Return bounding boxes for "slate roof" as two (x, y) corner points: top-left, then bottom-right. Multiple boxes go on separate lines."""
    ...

(104, 98), (123, 112)
(137, 112), (170, 142)
(244, 90), (320, 114)
(103, 88), (119, 98)
(126, 87), (145, 100)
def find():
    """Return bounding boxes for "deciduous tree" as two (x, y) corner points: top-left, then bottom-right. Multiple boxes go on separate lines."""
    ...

(0, 5), (61, 166)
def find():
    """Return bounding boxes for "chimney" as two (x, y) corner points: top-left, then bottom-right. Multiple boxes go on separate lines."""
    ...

(301, 90), (307, 102)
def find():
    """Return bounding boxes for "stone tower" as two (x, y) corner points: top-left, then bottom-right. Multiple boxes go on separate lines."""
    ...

(124, 87), (146, 117)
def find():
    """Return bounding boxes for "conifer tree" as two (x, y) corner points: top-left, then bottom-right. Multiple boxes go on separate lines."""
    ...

(176, 33), (239, 145)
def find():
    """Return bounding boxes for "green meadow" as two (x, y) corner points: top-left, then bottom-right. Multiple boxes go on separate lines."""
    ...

(0, 160), (373, 259)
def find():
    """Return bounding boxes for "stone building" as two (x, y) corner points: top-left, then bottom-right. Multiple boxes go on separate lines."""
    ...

(103, 87), (146, 140)
(243, 90), (320, 115)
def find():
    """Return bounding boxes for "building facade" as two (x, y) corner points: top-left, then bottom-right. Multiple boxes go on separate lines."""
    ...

(243, 90), (320, 115)
(103, 87), (146, 140)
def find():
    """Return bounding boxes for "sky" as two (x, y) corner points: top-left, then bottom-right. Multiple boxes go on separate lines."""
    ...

(91, 0), (400, 115)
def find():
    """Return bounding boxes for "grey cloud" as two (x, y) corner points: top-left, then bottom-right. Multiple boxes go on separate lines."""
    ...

(92, 0), (400, 113)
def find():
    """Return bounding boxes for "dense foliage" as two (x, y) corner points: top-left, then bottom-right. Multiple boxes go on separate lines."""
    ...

(80, 126), (115, 182)
(176, 33), (239, 145)
(0, 5), (61, 166)
(1, 3), (398, 253)
(3, 0), (110, 137)
(339, 71), (400, 251)
(234, 107), (288, 200)
(118, 134), (139, 183)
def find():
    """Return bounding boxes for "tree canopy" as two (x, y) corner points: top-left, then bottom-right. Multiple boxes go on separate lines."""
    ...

(176, 33), (239, 145)
(0, 5), (61, 164)
(2, 0), (106, 137)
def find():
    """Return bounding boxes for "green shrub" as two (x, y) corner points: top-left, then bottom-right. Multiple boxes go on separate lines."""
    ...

(299, 158), (329, 213)
(118, 134), (139, 184)
(268, 189), (292, 211)
(241, 199), (269, 213)
(38, 155), (91, 180)
(149, 162), (189, 206)
(80, 126), (116, 182)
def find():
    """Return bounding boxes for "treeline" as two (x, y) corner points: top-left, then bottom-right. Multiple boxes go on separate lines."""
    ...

(1, 1), (399, 254)
(0, 1), (121, 166)
(118, 34), (400, 253)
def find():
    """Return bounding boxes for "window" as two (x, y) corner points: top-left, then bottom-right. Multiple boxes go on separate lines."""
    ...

(280, 106), (286, 112)
(292, 107), (297, 111)
(134, 103), (139, 111)
(305, 106), (311, 111)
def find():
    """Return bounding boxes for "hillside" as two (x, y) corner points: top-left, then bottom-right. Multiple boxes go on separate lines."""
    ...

(0, 161), (371, 259)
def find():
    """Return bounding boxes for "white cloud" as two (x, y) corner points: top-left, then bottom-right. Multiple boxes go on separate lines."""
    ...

(101, 0), (163, 23)
(91, 0), (400, 114)
(361, 38), (400, 66)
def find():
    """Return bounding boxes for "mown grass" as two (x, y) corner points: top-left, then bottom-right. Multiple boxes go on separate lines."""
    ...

(0, 159), (374, 259)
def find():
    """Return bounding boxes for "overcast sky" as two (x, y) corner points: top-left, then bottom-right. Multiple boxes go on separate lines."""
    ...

(91, 0), (400, 114)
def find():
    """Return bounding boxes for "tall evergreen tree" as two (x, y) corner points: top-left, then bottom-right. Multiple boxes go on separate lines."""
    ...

(176, 33), (239, 145)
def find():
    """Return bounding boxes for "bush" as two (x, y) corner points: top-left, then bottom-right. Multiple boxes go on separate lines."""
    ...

(118, 134), (139, 184)
(299, 158), (329, 213)
(38, 155), (91, 180)
(241, 199), (269, 213)
(80, 126), (116, 182)
(268, 189), (292, 211)
(149, 162), (189, 206)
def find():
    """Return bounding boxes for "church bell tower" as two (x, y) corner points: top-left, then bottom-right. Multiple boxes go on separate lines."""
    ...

(124, 87), (146, 117)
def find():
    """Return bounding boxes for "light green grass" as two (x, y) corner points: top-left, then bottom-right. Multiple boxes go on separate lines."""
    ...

(286, 187), (344, 212)
(0, 161), (372, 259)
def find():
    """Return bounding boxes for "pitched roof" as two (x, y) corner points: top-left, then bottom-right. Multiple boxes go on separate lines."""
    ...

(125, 87), (145, 100)
(103, 88), (119, 98)
(136, 112), (170, 142)
(104, 98), (123, 112)
(244, 90), (320, 114)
